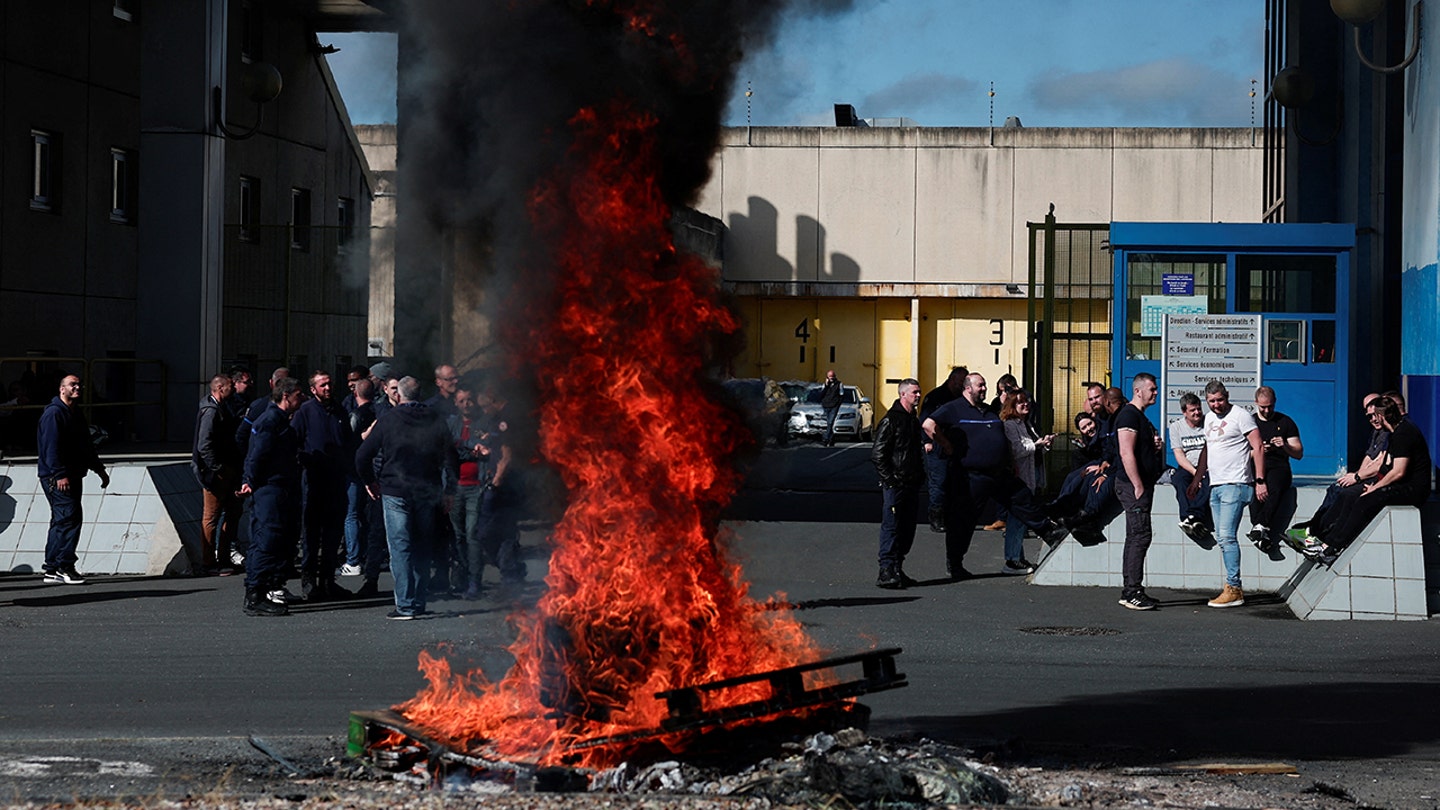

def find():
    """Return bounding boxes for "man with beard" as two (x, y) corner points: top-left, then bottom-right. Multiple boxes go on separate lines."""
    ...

(1188, 380), (1267, 609)
(922, 373), (1066, 580)
(37, 374), (110, 584)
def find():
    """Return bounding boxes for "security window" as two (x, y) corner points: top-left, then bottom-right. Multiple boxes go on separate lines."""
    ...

(1236, 254), (1336, 313)
(1266, 320), (1305, 363)
(1124, 253), (1225, 360)
(290, 187), (312, 251)
(110, 148), (137, 224)
(31, 130), (59, 212)
(239, 176), (260, 242)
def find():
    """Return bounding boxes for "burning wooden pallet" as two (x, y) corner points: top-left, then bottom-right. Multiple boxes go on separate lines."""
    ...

(349, 647), (906, 786)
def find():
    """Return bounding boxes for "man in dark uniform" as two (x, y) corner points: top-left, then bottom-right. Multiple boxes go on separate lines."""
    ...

(872, 378), (925, 589)
(239, 378), (305, 616)
(918, 366), (967, 532)
(922, 372), (1065, 580)
(817, 369), (844, 446)
(37, 374), (109, 584)
(291, 370), (355, 601)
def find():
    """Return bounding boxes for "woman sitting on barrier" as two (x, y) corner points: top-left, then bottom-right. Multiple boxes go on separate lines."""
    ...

(1286, 396), (1432, 565)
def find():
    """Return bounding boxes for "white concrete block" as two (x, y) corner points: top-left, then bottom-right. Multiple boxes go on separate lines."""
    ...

(118, 551), (150, 574)
(11, 551), (44, 572)
(95, 495), (137, 525)
(1393, 542), (1425, 579)
(5, 467), (41, 494)
(1348, 541), (1394, 579)
(121, 526), (153, 553)
(107, 466), (147, 493)
(1306, 609), (1350, 620)
(131, 495), (163, 525)
(17, 520), (49, 552)
(1349, 577), (1396, 615)
(82, 552), (120, 575)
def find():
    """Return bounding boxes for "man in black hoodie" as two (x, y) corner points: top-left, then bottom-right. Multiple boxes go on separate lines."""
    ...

(872, 379), (925, 589)
(355, 376), (459, 620)
(37, 374), (109, 584)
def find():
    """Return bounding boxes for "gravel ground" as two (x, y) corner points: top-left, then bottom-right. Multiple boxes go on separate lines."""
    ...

(2, 731), (1432, 809)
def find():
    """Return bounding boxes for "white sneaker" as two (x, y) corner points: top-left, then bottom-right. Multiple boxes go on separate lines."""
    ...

(45, 568), (86, 585)
(230, 550), (246, 567)
(338, 563), (363, 577)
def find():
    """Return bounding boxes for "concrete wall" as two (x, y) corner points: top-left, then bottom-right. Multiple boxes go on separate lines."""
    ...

(356, 124), (396, 359)
(698, 126), (1263, 414)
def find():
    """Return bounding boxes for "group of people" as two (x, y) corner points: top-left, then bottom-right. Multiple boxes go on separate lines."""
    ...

(868, 368), (1432, 612)
(189, 362), (526, 619)
(870, 368), (1069, 589)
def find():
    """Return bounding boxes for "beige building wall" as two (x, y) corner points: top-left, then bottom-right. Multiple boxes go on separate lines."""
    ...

(356, 124), (396, 359)
(699, 126), (1263, 417)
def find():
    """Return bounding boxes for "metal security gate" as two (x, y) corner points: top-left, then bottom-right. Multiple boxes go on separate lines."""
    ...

(1026, 210), (1112, 493)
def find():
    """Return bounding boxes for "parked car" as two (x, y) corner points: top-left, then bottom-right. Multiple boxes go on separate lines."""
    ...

(720, 377), (792, 447)
(776, 380), (819, 406)
(788, 384), (875, 442)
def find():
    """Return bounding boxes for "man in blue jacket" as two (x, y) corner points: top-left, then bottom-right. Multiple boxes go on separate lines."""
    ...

(37, 374), (109, 584)
(239, 378), (305, 616)
(291, 370), (356, 602)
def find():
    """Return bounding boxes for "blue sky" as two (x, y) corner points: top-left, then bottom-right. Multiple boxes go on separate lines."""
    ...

(324, 0), (1264, 128)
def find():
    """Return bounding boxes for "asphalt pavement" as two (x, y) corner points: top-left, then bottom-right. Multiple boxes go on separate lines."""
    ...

(2, 440), (1439, 806)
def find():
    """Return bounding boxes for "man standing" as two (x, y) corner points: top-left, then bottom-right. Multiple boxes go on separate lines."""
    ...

(1246, 386), (1303, 552)
(236, 367), (289, 459)
(239, 377), (305, 616)
(355, 377), (458, 620)
(872, 379), (925, 589)
(429, 364), (460, 418)
(817, 370), (844, 446)
(1114, 373), (1164, 610)
(342, 377), (378, 578)
(191, 373), (243, 575)
(476, 384), (526, 585)
(291, 370), (355, 602)
(919, 366), (967, 532)
(1168, 392), (1213, 542)
(37, 374), (109, 584)
(1189, 380), (1266, 608)
(449, 383), (489, 600)
(922, 373), (1064, 579)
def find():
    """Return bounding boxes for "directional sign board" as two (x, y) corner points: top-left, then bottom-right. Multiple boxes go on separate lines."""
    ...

(1161, 313), (1261, 433)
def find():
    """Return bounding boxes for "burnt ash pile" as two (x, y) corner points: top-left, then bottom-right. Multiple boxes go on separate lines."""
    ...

(366, 728), (1013, 808)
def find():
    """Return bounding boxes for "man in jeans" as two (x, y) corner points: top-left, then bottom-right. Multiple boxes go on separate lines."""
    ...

(355, 377), (458, 620)
(37, 374), (110, 584)
(872, 378), (925, 589)
(1114, 373), (1164, 610)
(1189, 380), (1267, 608)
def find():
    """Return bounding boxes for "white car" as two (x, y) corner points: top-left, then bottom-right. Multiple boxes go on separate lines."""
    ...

(787, 384), (875, 442)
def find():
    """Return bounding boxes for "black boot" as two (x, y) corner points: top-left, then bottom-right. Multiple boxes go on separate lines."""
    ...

(244, 588), (288, 617)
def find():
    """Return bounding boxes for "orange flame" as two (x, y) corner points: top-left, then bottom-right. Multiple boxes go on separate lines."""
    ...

(397, 100), (822, 767)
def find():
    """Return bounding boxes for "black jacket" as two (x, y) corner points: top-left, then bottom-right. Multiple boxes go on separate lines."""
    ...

(354, 402), (459, 502)
(192, 395), (241, 493)
(871, 399), (925, 488)
(819, 379), (844, 409)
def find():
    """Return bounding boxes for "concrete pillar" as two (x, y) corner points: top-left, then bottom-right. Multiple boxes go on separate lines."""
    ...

(136, 0), (228, 441)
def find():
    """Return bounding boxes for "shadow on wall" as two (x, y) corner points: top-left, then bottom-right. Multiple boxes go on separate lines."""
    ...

(728, 196), (861, 284)
(147, 463), (209, 576)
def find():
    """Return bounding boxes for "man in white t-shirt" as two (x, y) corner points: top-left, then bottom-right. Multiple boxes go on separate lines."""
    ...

(1188, 380), (1266, 608)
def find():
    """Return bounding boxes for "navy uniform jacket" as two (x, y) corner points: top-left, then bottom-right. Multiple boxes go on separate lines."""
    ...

(928, 397), (1010, 473)
(243, 405), (300, 489)
(37, 396), (103, 481)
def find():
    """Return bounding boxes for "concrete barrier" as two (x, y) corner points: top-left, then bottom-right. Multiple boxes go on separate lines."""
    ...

(1279, 505), (1430, 620)
(0, 458), (204, 577)
(1032, 481), (1437, 620)
(1033, 482), (1326, 593)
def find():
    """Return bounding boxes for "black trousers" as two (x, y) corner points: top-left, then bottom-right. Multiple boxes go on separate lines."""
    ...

(943, 467), (1049, 565)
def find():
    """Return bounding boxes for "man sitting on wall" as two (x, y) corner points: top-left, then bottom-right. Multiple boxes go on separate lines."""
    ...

(1286, 395), (1431, 566)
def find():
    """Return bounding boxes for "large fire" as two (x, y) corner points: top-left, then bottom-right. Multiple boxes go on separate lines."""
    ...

(396, 6), (824, 767)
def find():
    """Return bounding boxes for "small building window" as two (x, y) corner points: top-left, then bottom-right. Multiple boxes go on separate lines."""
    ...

(113, 0), (135, 21)
(110, 148), (137, 224)
(337, 197), (355, 246)
(1236, 254), (1337, 314)
(290, 187), (312, 251)
(239, 176), (260, 242)
(31, 130), (60, 213)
